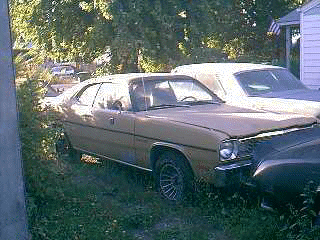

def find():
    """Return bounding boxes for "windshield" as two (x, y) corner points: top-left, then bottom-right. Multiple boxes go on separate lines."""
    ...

(130, 78), (221, 111)
(235, 69), (307, 96)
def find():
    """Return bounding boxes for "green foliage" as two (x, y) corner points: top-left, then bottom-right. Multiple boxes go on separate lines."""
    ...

(11, 0), (309, 71)
(139, 56), (170, 73)
(11, 0), (112, 63)
(276, 182), (320, 239)
(14, 50), (54, 83)
(16, 58), (59, 162)
(107, 0), (217, 72)
(15, 57), (65, 228)
(119, 205), (156, 229)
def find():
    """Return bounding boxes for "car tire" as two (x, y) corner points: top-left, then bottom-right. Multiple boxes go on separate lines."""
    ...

(55, 134), (71, 154)
(155, 151), (194, 203)
(56, 133), (81, 163)
(69, 148), (82, 163)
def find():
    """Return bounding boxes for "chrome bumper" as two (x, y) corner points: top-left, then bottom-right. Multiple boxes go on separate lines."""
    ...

(212, 161), (253, 187)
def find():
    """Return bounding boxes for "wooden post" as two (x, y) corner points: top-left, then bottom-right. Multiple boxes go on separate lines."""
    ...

(0, 1), (28, 239)
(286, 25), (291, 70)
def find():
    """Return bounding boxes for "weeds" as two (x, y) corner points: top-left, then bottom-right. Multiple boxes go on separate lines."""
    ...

(277, 181), (320, 240)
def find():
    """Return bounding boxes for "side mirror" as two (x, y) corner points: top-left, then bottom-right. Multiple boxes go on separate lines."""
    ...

(111, 100), (123, 112)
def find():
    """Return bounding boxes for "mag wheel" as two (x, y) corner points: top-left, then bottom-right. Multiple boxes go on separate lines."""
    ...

(155, 151), (193, 202)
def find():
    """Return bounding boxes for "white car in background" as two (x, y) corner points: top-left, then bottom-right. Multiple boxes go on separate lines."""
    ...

(172, 63), (320, 120)
(51, 65), (76, 77)
(42, 83), (79, 110)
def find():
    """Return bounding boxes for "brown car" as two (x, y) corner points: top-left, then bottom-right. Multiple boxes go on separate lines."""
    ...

(57, 73), (320, 202)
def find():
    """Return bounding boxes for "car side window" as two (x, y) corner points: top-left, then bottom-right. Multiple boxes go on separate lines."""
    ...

(197, 73), (226, 98)
(93, 82), (130, 111)
(76, 84), (100, 106)
(129, 80), (151, 112)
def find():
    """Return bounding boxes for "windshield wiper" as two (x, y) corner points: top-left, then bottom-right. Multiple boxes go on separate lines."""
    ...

(188, 100), (221, 105)
(147, 104), (190, 110)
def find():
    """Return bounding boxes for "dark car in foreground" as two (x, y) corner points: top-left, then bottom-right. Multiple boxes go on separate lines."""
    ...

(253, 125), (320, 209)
(54, 73), (320, 208)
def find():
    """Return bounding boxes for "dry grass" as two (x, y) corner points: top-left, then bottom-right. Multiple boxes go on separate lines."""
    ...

(24, 152), (320, 240)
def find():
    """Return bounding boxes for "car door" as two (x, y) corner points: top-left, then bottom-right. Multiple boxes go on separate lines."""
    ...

(64, 83), (101, 152)
(91, 82), (136, 165)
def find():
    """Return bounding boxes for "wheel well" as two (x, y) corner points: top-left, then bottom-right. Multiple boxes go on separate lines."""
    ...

(150, 145), (193, 176)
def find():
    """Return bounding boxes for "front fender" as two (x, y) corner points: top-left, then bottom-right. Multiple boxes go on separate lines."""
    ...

(149, 142), (191, 171)
(253, 158), (320, 199)
(252, 126), (320, 197)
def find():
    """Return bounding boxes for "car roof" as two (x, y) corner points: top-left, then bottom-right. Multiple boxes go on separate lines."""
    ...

(173, 63), (284, 75)
(82, 72), (195, 85)
(55, 72), (208, 102)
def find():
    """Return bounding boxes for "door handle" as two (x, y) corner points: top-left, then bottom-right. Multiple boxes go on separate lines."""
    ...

(83, 114), (93, 120)
(109, 117), (115, 125)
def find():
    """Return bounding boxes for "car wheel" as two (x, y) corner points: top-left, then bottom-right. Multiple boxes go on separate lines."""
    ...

(69, 148), (82, 163)
(55, 134), (71, 155)
(155, 151), (193, 202)
(56, 133), (81, 162)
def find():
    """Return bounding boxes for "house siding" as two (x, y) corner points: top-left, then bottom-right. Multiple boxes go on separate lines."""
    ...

(301, 3), (320, 90)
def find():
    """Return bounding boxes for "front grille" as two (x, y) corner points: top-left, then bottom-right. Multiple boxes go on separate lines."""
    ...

(238, 140), (256, 161)
(238, 124), (320, 165)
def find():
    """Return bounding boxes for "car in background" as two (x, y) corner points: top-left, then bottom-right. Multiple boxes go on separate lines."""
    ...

(51, 65), (76, 78)
(172, 63), (320, 120)
(54, 73), (320, 206)
(42, 83), (79, 109)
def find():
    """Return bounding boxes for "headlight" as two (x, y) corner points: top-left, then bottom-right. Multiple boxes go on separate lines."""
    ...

(219, 140), (239, 161)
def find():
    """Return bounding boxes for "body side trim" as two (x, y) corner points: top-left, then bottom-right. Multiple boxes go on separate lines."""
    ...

(75, 147), (153, 172)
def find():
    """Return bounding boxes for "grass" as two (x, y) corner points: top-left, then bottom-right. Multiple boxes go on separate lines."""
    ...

(26, 154), (232, 239)
(24, 153), (320, 240)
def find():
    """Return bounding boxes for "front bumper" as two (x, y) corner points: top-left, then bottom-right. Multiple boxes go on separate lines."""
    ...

(212, 160), (253, 187)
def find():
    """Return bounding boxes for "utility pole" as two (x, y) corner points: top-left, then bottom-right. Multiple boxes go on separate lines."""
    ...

(0, 0), (28, 239)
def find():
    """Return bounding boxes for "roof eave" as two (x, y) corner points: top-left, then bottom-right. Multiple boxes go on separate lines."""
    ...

(277, 21), (300, 26)
(276, 8), (301, 27)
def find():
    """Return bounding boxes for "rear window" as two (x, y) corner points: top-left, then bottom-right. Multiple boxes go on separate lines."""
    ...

(235, 69), (306, 96)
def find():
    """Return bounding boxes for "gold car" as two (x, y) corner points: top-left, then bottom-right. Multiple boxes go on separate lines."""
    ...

(58, 73), (319, 202)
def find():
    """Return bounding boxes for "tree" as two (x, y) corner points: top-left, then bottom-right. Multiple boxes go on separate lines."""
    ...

(11, 0), (112, 62)
(76, 0), (218, 71)
(11, 0), (308, 72)
(11, 0), (220, 72)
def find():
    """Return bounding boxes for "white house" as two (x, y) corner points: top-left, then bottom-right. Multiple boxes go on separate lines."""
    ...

(301, 0), (320, 90)
(278, 0), (320, 90)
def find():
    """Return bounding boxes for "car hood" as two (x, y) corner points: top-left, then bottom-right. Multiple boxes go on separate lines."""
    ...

(146, 104), (317, 138)
(260, 89), (320, 101)
(254, 89), (320, 118)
